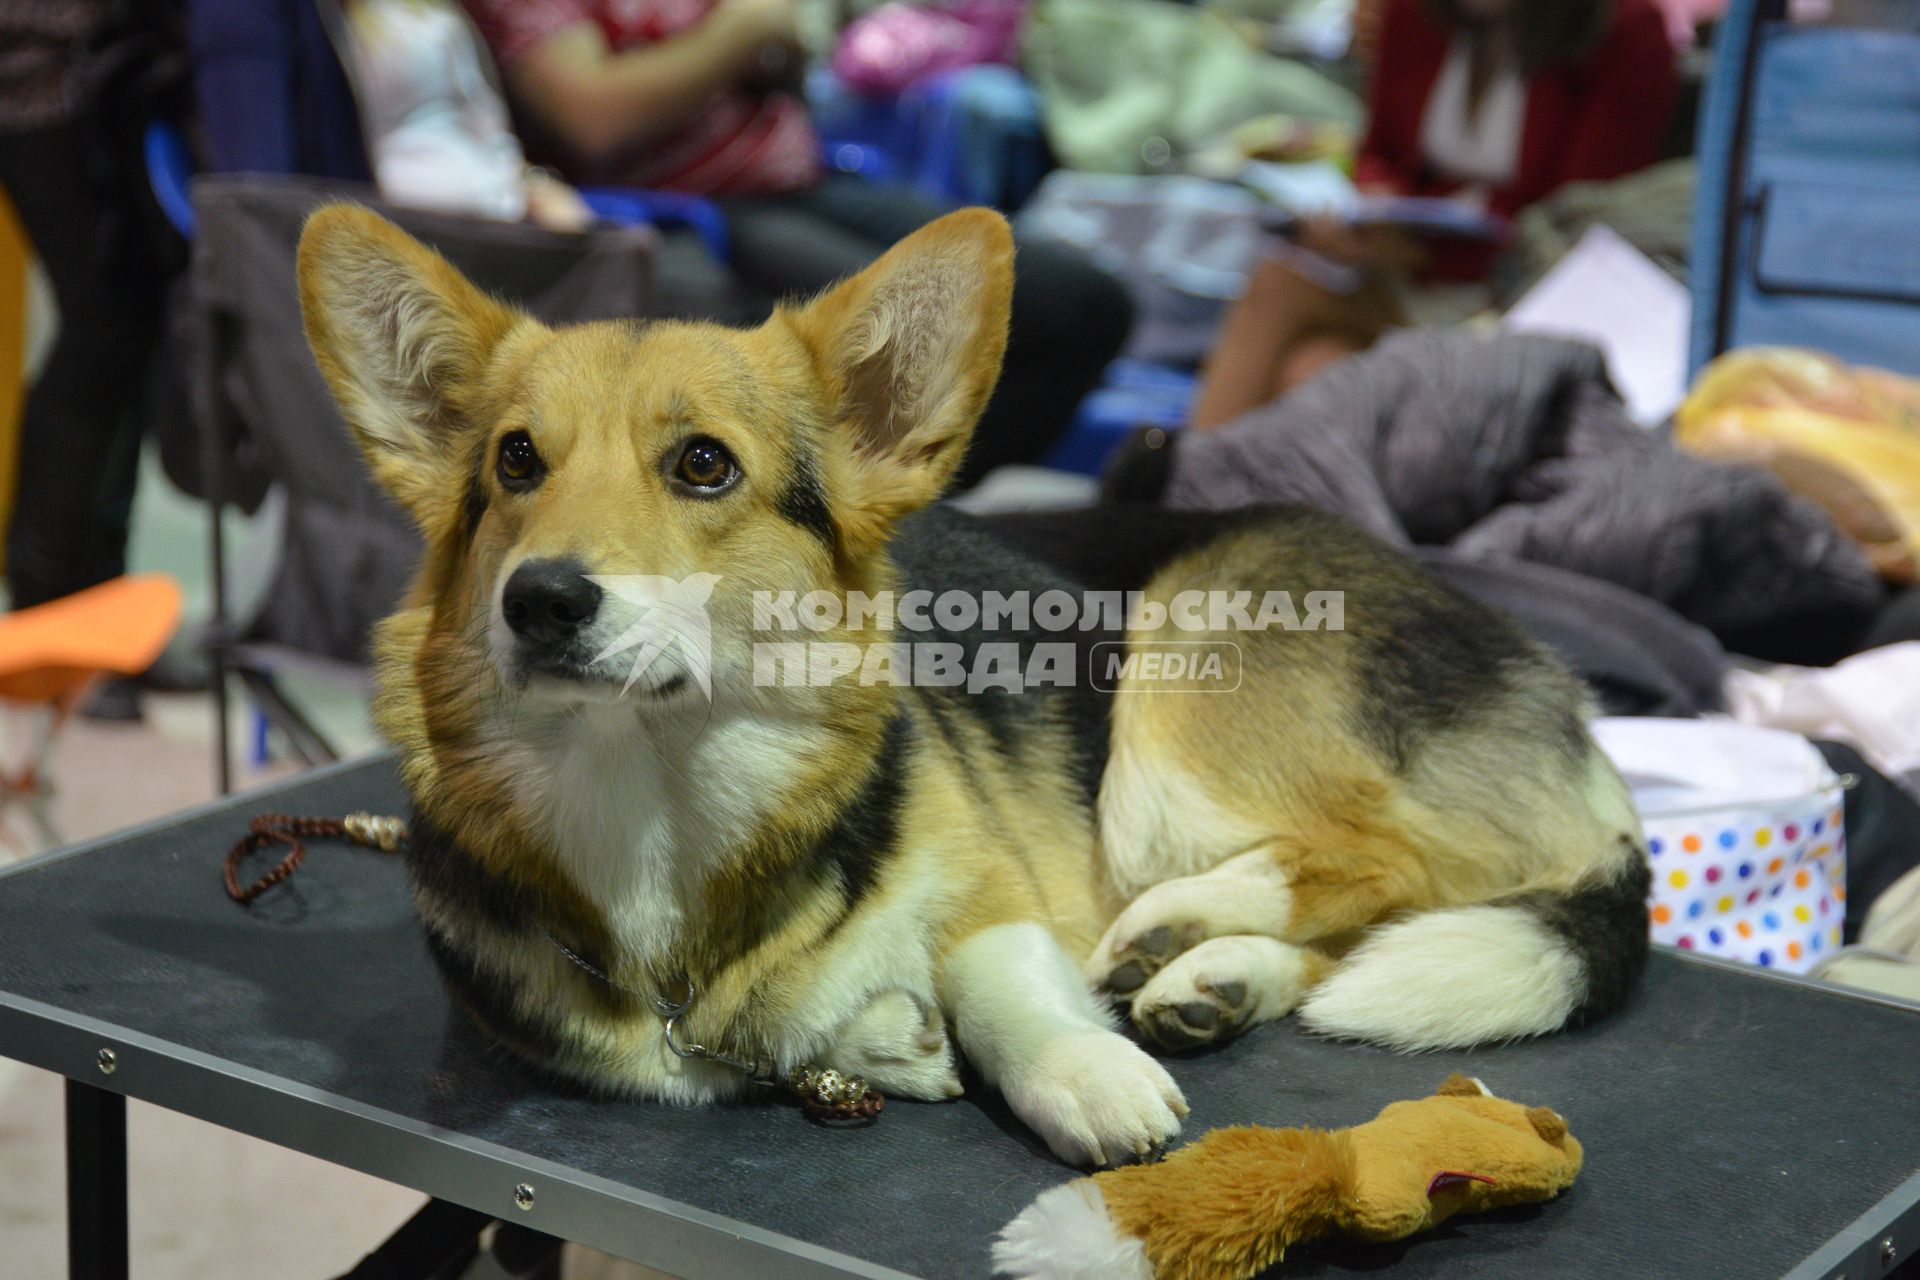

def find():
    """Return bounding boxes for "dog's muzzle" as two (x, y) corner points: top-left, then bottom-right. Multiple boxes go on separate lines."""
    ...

(502, 558), (601, 670)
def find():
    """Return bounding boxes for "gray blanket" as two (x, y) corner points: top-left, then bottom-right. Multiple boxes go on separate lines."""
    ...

(1161, 329), (1881, 632)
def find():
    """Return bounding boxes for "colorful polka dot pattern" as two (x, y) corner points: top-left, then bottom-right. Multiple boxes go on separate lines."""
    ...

(1643, 791), (1845, 975)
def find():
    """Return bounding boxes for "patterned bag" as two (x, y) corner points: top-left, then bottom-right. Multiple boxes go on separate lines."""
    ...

(1593, 718), (1847, 974)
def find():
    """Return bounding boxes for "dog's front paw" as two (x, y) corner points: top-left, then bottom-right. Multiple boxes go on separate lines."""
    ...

(1003, 1030), (1187, 1167)
(826, 988), (963, 1101)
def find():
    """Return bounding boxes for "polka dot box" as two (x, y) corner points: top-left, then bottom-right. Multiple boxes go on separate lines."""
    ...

(1643, 787), (1846, 974)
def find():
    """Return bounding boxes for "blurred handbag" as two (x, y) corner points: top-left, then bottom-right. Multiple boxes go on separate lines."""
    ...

(1675, 347), (1920, 583)
(830, 0), (1026, 97)
(1023, 0), (1357, 175)
(1016, 172), (1265, 364)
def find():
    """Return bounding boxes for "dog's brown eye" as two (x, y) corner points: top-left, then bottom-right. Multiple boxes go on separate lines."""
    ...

(498, 431), (542, 489)
(675, 438), (738, 492)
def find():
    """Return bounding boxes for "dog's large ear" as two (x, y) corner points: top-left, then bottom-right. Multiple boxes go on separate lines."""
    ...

(787, 208), (1013, 555)
(298, 204), (528, 521)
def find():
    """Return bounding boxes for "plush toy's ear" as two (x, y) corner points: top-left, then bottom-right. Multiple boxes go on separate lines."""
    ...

(1434, 1074), (1492, 1098)
(1526, 1106), (1569, 1145)
(785, 208), (1013, 557)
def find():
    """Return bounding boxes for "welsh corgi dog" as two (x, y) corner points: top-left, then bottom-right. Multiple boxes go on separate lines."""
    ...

(297, 205), (1649, 1166)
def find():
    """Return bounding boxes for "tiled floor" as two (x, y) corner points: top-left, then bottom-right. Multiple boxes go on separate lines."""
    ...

(0, 457), (669, 1278)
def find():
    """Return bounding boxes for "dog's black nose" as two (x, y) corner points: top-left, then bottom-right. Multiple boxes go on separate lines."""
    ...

(503, 559), (601, 644)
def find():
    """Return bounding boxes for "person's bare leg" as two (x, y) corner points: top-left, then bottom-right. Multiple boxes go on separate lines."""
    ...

(1192, 258), (1387, 429)
(1191, 259), (1296, 428)
(1271, 333), (1365, 398)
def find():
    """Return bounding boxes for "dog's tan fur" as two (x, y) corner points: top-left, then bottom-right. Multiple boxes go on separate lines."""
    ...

(298, 205), (1648, 1166)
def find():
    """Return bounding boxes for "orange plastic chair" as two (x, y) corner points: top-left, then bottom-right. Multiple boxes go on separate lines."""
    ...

(0, 574), (183, 847)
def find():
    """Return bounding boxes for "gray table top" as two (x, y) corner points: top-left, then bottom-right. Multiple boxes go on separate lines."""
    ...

(0, 756), (1916, 1280)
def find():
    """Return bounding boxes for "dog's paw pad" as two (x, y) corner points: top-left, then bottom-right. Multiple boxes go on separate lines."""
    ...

(1129, 937), (1301, 1051)
(1133, 981), (1250, 1050)
(1174, 999), (1218, 1029)
(1089, 918), (1207, 994)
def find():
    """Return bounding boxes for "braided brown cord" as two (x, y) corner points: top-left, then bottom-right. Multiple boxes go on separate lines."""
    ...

(225, 813), (407, 904)
(798, 1091), (886, 1123)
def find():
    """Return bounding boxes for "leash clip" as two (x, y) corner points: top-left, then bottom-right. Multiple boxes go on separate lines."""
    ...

(655, 976), (777, 1083)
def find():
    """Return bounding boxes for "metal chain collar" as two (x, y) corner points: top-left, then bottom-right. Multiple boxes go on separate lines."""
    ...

(539, 927), (882, 1118)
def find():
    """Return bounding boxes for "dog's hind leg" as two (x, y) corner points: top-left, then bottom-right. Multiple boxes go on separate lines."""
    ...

(1086, 813), (1432, 998)
(1126, 935), (1333, 1050)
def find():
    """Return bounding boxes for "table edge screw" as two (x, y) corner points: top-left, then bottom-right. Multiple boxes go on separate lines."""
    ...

(96, 1048), (117, 1076)
(513, 1182), (535, 1212)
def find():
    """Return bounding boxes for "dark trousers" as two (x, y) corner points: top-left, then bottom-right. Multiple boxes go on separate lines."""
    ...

(718, 178), (1133, 488)
(0, 121), (159, 609)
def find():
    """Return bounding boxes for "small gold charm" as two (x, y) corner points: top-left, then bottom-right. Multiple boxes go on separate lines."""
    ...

(789, 1064), (872, 1108)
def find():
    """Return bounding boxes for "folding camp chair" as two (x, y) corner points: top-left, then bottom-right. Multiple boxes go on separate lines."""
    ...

(1689, 0), (1920, 377)
(0, 575), (182, 849)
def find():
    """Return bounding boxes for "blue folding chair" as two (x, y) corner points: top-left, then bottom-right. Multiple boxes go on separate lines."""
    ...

(143, 121), (199, 238)
(1043, 361), (1195, 476)
(1689, 0), (1920, 377)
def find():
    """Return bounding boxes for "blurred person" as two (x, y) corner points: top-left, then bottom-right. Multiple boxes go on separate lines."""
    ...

(190, 0), (591, 229)
(1191, 0), (1676, 428)
(459, 0), (1135, 485)
(188, 0), (372, 179)
(192, 0), (767, 320)
(0, 0), (168, 717)
(339, 0), (593, 229)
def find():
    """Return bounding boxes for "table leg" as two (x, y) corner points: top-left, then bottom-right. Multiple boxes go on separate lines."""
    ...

(65, 1079), (128, 1280)
(337, 1198), (491, 1279)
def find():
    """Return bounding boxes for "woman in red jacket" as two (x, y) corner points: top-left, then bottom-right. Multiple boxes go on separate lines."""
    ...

(1191, 0), (1676, 428)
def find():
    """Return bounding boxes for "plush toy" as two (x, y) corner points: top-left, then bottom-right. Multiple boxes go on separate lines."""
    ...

(993, 1075), (1583, 1280)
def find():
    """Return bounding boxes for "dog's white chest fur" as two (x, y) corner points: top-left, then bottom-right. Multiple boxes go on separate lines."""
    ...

(511, 706), (811, 959)
(502, 699), (965, 1092)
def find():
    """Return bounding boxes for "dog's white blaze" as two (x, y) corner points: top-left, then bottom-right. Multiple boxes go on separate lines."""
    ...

(1298, 904), (1583, 1050)
(992, 1181), (1151, 1280)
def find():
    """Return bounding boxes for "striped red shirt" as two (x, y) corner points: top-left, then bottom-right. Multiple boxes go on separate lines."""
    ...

(461, 0), (821, 196)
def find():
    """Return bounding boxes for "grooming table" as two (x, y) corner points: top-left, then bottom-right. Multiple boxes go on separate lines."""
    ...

(1, 757), (1916, 1280)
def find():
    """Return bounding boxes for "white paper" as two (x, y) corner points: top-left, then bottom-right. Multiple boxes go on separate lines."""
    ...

(1590, 717), (1835, 815)
(1504, 225), (1691, 427)
(1236, 159), (1357, 216)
